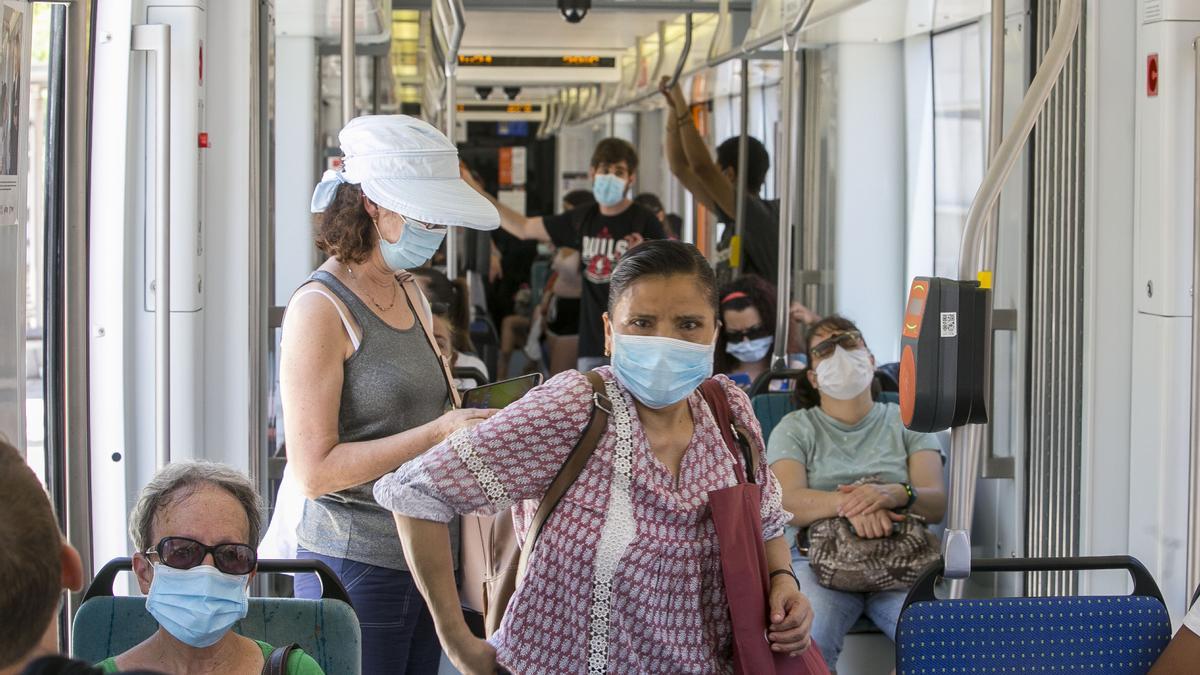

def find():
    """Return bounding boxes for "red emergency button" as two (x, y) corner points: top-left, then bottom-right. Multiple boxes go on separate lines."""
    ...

(198, 132), (209, 148)
(1147, 53), (1159, 97)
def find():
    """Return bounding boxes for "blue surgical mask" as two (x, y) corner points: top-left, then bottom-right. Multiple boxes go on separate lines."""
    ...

(611, 333), (714, 409)
(376, 217), (447, 271)
(592, 173), (627, 207)
(726, 335), (773, 363)
(145, 563), (250, 648)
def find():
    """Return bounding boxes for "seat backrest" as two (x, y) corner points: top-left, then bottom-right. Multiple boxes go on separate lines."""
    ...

(751, 392), (796, 444)
(73, 559), (361, 675)
(896, 556), (1173, 674)
(73, 597), (360, 674)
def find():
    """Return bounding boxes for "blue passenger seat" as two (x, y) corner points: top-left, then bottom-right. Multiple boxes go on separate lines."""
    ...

(72, 558), (361, 675)
(896, 556), (1172, 674)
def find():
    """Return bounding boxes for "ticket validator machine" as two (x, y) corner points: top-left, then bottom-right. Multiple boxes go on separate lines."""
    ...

(899, 277), (991, 433)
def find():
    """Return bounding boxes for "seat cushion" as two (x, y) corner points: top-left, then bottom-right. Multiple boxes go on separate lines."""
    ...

(72, 596), (360, 675)
(896, 595), (1171, 674)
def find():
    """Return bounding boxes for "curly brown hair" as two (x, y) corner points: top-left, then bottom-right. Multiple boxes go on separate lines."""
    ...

(315, 182), (376, 264)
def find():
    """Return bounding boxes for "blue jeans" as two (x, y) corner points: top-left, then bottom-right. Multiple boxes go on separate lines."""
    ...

(295, 550), (441, 675)
(792, 548), (906, 670)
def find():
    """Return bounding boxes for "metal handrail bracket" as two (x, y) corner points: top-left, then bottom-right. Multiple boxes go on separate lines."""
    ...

(944, 0), (1081, 584)
(442, 0), (465, 279)
(341, 0), (354, 125)
(1188, 35), (1200, 610)
(770, 0), (816, 370)
(131, 24), (172, 471)
(732, 57), (749, 277)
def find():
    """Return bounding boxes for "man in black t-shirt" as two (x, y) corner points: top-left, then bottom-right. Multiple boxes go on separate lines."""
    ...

(661, 79), (779, 286)
(463, 138), (667, 370)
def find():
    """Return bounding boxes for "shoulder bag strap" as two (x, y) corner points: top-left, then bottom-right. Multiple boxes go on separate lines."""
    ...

(399, 278), (462, 408)
(262, 643), (299, 675)
(698, 379), (755, 484)
(515, 371), (611, 579)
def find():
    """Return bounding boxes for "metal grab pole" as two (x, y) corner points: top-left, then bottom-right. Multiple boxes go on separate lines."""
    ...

(63, 0), (93, 624)
(1187, 35), (1200, 609)
(341, 0), (354, 125)
(958, 0), (1079, 279)
(943, 0), (1081, 587)
(733, 57), (749, 277)
(442, 0), (465, 279)
(132, 24), (172, 471)
(982, 0), (1005, 272)
(770, 0), (816, 370)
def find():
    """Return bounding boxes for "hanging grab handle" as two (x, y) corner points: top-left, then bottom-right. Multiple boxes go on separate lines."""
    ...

(666, 14), (694, 89)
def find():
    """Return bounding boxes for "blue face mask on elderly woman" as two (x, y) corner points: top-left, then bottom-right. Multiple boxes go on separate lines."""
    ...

(145, 563), (250, 648)
(375, 217), (447, 271)
(611, 332), (715, 409)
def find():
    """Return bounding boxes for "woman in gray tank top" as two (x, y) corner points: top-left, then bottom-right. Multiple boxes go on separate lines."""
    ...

(279, 115), (500, 675)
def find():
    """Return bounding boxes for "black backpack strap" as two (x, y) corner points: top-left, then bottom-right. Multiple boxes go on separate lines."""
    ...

(262, 644), (300, 675)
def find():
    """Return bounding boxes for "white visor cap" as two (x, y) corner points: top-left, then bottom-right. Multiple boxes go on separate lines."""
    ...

(338, 115), (500, 230)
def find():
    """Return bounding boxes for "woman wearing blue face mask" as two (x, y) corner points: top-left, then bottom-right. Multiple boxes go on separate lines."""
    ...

(374, 240), (815, 674)
(277, 115), (500, 673)
(97, 462), (323, 674)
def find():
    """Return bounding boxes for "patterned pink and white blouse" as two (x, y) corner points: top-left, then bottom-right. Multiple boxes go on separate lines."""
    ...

(374, 367), (791, 674)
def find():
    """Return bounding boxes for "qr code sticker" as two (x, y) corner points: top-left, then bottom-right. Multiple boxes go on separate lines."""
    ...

(940, 312), (957, 338)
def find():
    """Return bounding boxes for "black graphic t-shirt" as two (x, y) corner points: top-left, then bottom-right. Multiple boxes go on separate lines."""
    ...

(543, 202), (668, 359)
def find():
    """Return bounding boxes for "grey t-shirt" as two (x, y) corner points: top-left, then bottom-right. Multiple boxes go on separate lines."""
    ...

(766, 402), (940, 540)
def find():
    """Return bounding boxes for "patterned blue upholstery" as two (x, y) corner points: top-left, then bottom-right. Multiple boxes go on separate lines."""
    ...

(72, 596), (361, 675)
(896, 595), (1172, 674)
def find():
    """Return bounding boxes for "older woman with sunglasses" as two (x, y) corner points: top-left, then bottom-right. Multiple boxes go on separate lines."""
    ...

(97, 462), (323, 674)
(766, 316), (947, 671)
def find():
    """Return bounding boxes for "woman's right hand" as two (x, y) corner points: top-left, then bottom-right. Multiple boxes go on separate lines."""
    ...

(445, 632), (501, 675)
(434, 408), (497, 443)
(847, 510), (905, 539)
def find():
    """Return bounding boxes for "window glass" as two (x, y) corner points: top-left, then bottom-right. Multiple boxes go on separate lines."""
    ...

(23, 4), (50, 483)
(932, 23), (986, 278)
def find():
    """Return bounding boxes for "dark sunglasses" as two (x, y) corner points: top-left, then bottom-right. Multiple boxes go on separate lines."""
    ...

(724, 324), (772, 343)
(810, 330), (864, 360)
(145, 536), (257, 576)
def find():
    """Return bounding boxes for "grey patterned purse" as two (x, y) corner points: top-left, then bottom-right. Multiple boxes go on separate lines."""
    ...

(805, 512), (940, 592)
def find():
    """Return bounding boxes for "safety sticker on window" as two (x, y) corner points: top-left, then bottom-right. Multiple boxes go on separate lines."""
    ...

(940, 312), (957, 338)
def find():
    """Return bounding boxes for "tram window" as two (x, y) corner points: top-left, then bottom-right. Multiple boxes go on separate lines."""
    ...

(19, 4), (52, 485)
(932, 23), (986, 278)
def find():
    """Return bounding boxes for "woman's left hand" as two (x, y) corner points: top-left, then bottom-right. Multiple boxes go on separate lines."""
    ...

(837, 482), (900, 517)
(767, 576), (813, 655)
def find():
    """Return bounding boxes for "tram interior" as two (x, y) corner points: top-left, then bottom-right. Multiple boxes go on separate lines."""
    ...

(2, 0), (1200, 673)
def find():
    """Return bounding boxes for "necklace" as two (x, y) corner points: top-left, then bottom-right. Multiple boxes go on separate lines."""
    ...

(346, 264), (398, 313)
